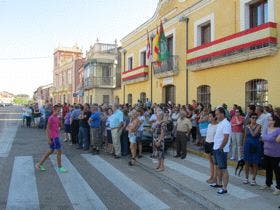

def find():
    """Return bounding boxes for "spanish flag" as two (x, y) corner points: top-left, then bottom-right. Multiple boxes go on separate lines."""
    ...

(153, 28), (160, 65)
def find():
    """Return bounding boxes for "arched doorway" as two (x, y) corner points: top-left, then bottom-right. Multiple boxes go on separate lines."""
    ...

(140, 92), (146, 103)
(163, 85), (175, 104)
(127, 94), (132, 105)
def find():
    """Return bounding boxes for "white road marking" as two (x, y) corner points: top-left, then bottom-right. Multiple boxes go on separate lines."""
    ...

(50, 155), (107, 210)
(164, 159), (258, 199)
(82, 154), (170, 210)
(6, 156), (40, 210)
(0, 122), (18, 157)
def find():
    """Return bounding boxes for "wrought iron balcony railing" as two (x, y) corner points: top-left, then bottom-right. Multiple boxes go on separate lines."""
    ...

(152, 55), (179, 78)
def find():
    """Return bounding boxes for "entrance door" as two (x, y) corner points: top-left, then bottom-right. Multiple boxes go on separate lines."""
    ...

(164, 85), (175, 104)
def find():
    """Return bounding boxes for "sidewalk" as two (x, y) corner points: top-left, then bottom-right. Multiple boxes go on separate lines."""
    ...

(186, 141), (267, 177)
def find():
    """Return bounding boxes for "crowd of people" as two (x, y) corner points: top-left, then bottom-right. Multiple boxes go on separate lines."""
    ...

(25, 99), (280, 196)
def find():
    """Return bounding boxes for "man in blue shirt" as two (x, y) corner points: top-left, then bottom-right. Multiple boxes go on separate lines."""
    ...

(88, 105), (102, 154)
(110, 104), (124, 158)
(70, 104), (81, 145)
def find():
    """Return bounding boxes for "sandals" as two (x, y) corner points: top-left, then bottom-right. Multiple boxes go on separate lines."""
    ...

(128, 158), (136, 166)
(243, 179), (249, 184)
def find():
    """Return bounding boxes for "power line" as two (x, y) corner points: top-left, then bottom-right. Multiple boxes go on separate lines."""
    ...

(0, 56), (51, 61)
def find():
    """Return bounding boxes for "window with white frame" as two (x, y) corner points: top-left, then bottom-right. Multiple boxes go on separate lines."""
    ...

(240, 0), (274, 30)
(127, 57), (133, 70)
(140, 51), (146, 66)
(194, 14), (214, 47)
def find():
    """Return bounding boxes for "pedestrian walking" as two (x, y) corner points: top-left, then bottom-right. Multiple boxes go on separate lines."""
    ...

(35, 105), (67, 173)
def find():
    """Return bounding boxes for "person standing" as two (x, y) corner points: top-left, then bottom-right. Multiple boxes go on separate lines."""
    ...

(63, 105), (73, 142)
(243, 113), (261, 185)
(25, 105), (32, 128)
(77, 104), (91, 150)
(35, 105), (67, 173)
(260, 115), (280, 195)
(89, 105), (102, 154)
(174, 109), (192, 159)
(230, 108), (245, 161)
(136, 108), (145, 158)
(70, 104), (81, 145)
(205, 111), (218, 184)
(211, 107), (231, 195)
(109, 104), (123, 158)
(121, 109), (130, 156)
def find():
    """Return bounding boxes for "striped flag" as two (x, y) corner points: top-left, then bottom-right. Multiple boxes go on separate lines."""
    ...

(153, 28), (161, 66)
(146, 31), (151, 61)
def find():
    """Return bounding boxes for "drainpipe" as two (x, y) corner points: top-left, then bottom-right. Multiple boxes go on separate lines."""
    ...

(180, 16), (189, 105)
(123, 50), (126, 104)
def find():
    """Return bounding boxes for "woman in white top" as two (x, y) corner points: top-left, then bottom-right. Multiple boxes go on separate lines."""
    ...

(205, 111), (218, 183)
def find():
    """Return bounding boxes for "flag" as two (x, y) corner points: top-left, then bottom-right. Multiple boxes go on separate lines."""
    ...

(158, 21), (170, 61)
(153, 28), (161, 66)
(146, 31), (151, 62)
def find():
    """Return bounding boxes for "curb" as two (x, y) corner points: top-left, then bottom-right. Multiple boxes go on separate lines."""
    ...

(186, 147), (266, 177)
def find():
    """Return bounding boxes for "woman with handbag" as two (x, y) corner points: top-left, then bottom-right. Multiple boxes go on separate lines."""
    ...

(243, 113), (261, 185)
(152, 110), (167, 172)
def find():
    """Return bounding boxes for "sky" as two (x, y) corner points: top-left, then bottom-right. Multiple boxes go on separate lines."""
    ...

(0, 0), (158, 97)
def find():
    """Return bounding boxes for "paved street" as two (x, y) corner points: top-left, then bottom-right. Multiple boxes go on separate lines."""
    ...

(0, 106), (279, 210)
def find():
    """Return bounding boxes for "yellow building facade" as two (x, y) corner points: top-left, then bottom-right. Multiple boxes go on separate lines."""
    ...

(115, 0), (280, 108)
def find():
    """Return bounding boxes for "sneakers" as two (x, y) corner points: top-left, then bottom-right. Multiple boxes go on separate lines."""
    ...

(58, 167), (68, 173)
(250, 180), (257, 186)
(243, 179), (249, 184)
(230, 157), (235, 161)
(35, 163), (46, 171)
(273, 188), (280, 195)
(260, 185), (272, 190)
(210, 184), (223, 188)
(217, 189), (228, 195)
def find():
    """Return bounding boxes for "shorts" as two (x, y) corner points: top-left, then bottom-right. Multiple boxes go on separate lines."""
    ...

(129, 133), (137, 144)
(204, 142), (214, 155)
(213, 149), (228, 169)
(136, 131), (143, 142)
(64, 124), (71, 133)
(50, 137), (61, 150)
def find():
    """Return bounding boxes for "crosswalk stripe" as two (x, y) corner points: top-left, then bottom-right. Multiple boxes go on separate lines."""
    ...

(82, 154), (170, 210)
(164, 159), (258, 199)
(0, 123), (18, 157)
(6, 156), (40, 210)
(50, 155), (107, 210)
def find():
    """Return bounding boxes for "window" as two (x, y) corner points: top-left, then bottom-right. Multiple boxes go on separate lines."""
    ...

(197, 85), (211, 106)
(128, 57), (133, 70)
(102, 64), (111, 77)
(140, 51), (146, 66)
(194, 13), (214, 47)
(127, 94), (132, 105)
(103, 95), (109, 104)
(167, 35), (173, 55)
(201, 23), (211, 45)
(249, 0), (268, 28)
(245, 79), (268, 106)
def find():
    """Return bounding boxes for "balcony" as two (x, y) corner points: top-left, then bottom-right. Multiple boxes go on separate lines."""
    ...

(122, 65), (149, 85)
(84, 76), (115, 90)
(187, 22), (278, 71)
(152, 55), (179, 78)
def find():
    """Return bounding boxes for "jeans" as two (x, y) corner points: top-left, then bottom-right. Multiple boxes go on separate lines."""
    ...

(230, 132), (243, 160)
(26, 116), (31, 128)
(71, 120), (79, 144)
(121, 130), (129, 156)
(78, 127), (90, 149)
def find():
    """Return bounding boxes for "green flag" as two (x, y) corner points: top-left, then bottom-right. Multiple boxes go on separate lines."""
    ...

(159, 21), (170, 61)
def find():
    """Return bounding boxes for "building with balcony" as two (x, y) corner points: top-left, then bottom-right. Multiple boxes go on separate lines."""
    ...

(186, 0), (279, 107)
(52, 45), (83, 104)
(114, 0), (280, 107)
(73, 58), (85, 104)
(83, 41), (118, 105)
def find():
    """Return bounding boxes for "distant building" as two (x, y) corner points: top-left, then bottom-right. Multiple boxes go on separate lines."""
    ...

(52, 45), (83, 104)
(73, 58), (85, 104)
(0, 91), (14, 104)
(83, 40), (119, 105)
(33, 84), (53, 106)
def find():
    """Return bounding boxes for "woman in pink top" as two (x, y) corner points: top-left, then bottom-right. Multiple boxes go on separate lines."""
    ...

(230, 108), (245, 161)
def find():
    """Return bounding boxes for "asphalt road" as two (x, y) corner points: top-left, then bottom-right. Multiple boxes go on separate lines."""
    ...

(0, 106), (279, 210)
